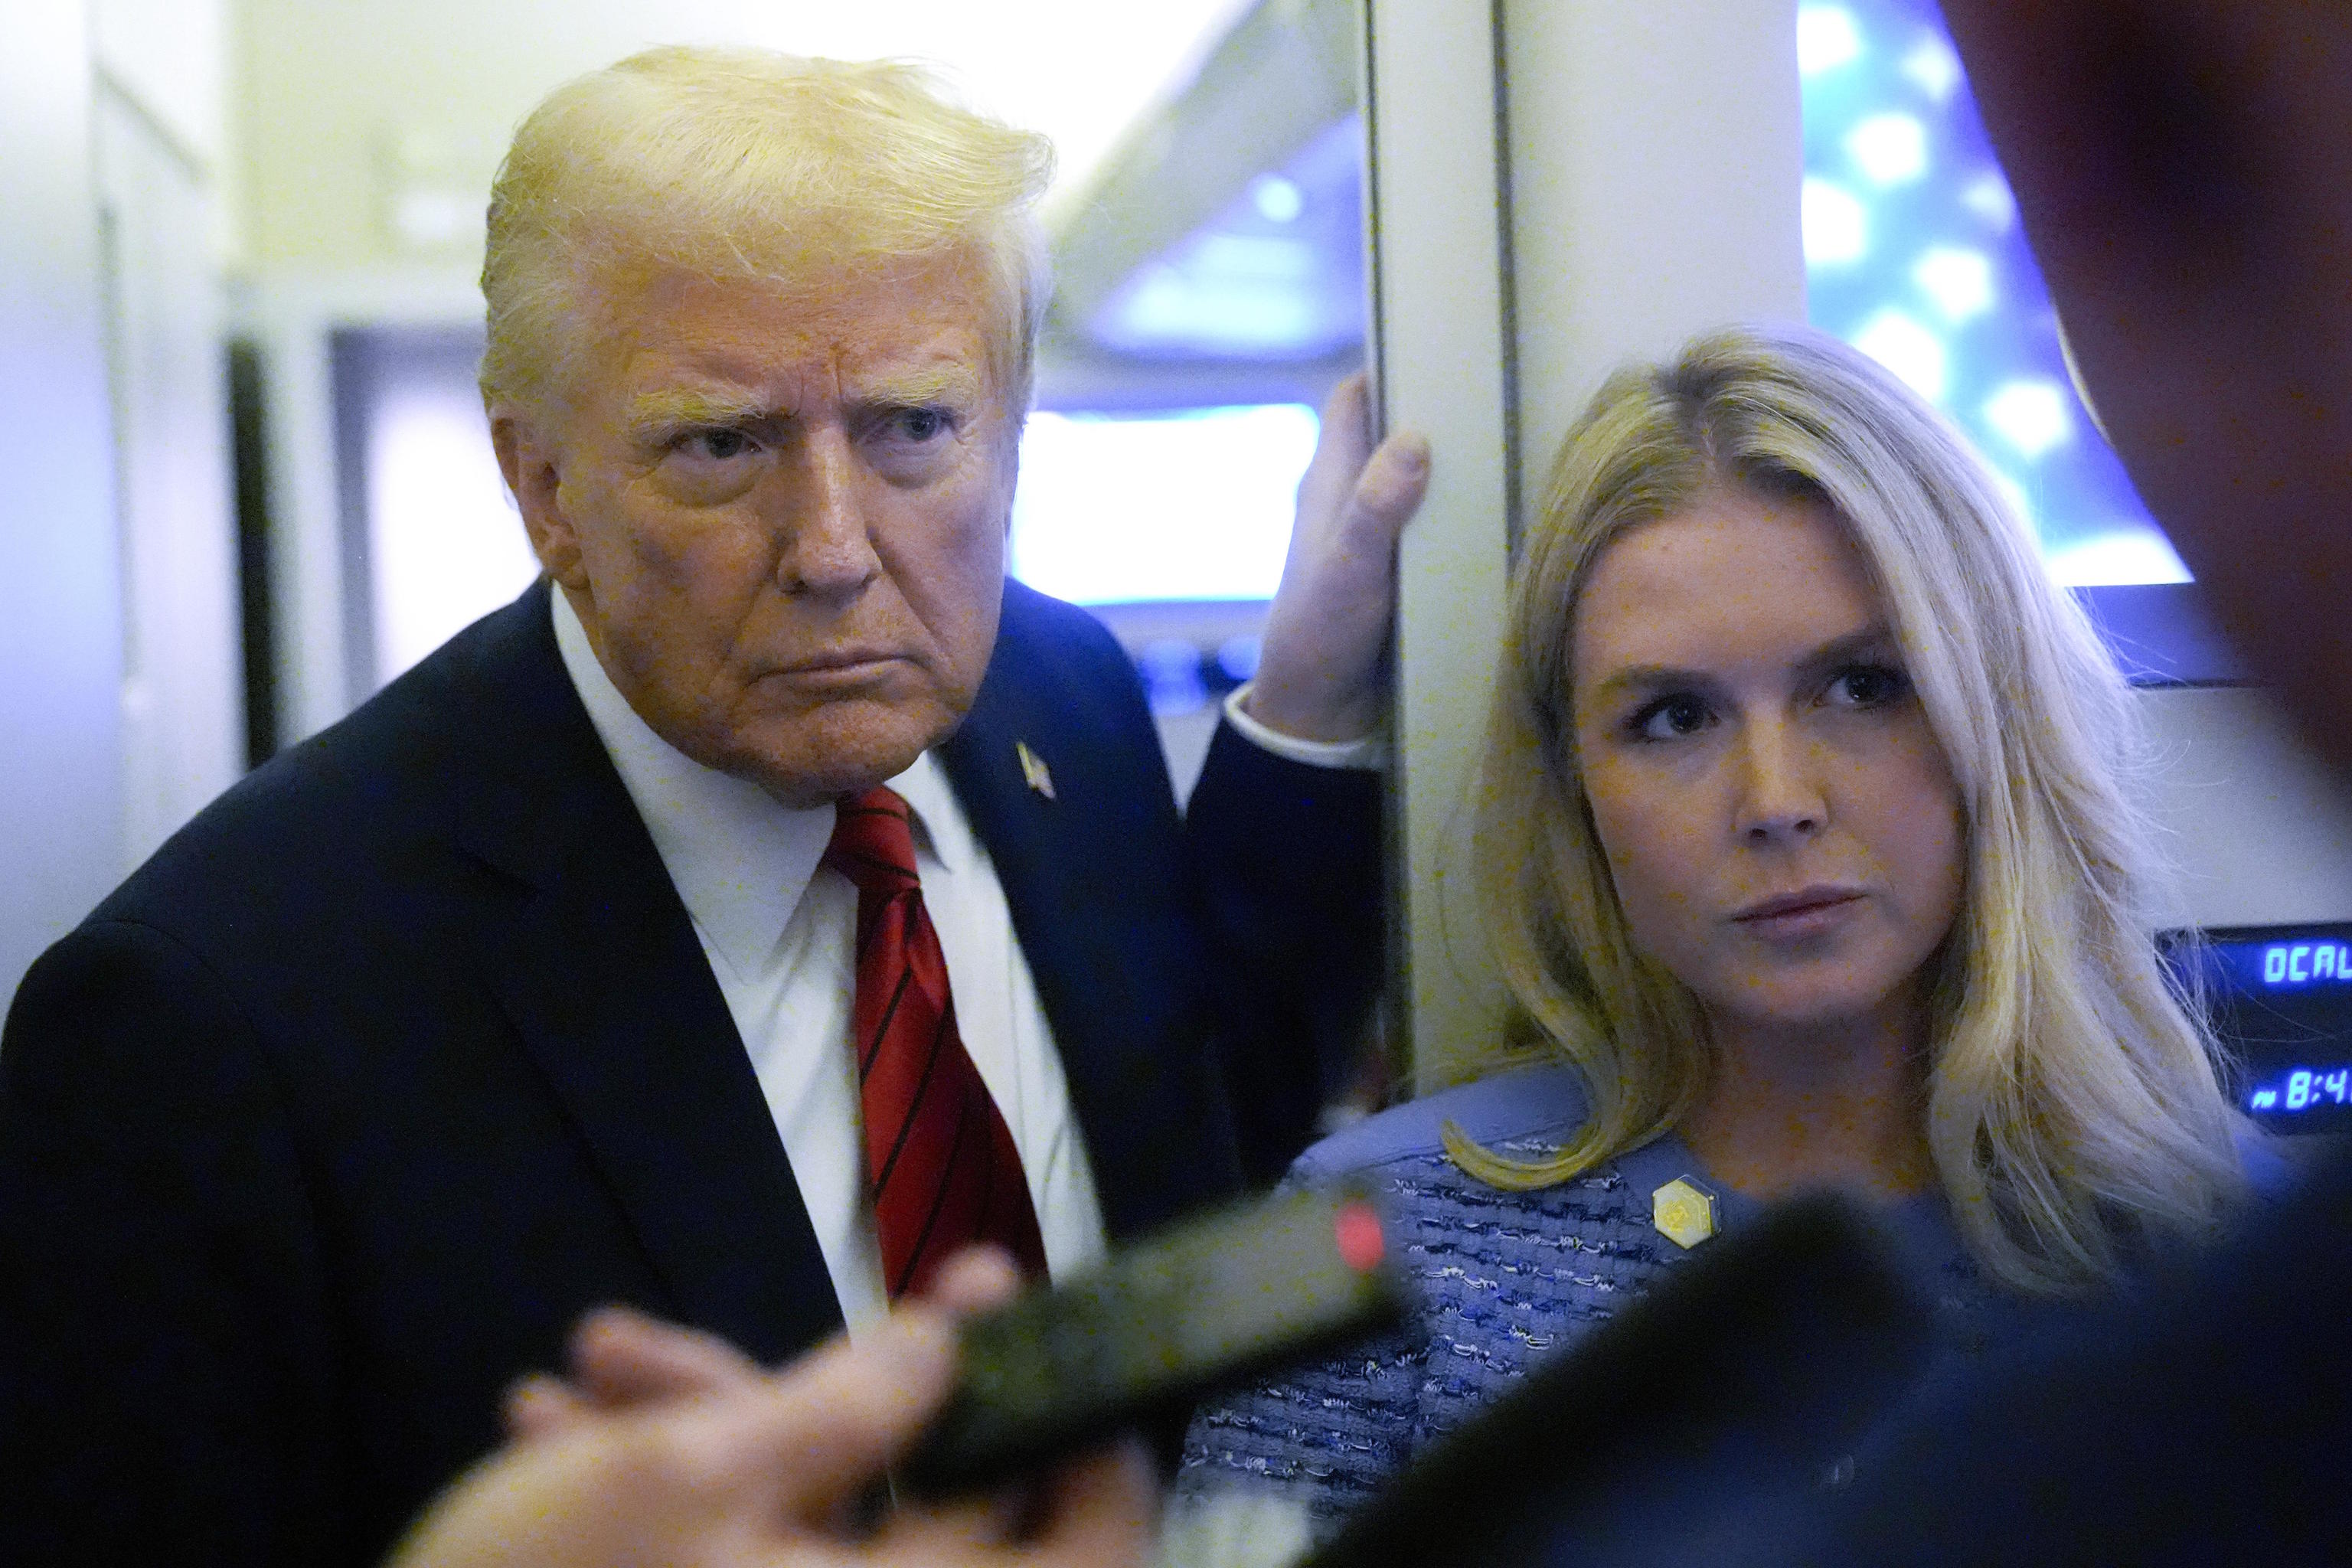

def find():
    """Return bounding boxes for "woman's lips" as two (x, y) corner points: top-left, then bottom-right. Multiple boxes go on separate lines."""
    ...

(1731, 888), (1867, 939)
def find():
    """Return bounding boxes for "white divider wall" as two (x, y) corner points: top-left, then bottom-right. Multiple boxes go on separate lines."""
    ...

(1367, 2), (1807, 1083)
(1501, 2), (1806, 480)
(1361, 0), (1518, 1089)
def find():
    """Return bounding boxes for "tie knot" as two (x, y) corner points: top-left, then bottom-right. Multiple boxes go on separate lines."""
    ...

(825, 786), (921, 893)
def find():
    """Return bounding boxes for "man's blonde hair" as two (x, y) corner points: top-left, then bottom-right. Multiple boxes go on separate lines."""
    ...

(479, 47), (1054, 417)
(1454, 323), (2249, 1295)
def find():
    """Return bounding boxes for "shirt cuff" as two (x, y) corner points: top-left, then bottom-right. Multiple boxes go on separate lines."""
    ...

(1221, 684), (1387, 771)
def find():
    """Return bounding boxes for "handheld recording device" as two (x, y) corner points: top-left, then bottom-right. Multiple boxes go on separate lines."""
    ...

(901, 1182), (1411, 1498)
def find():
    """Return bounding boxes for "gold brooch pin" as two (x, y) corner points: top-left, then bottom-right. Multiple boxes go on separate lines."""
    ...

(1651, 1176), (1718, 1250)
(1015, 740), (1056, 801)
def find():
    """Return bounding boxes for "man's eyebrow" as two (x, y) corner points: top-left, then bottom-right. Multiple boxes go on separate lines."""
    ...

(625, 387), (771, 434)
(850, 363), (985, 407)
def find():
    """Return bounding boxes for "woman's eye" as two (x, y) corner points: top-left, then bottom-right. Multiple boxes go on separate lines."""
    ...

(1632, 696), (1710, 740)
(1828, 664), (1909, 707)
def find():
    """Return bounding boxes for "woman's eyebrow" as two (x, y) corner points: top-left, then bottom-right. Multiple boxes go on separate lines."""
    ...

(1585, 624), (1900, 704)
(1586, 663), (1719, 704)
(1795, 623), (1900, 680)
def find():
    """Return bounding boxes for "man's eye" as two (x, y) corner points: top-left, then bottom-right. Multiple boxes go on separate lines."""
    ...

(1827, 664), (1910, 707)
(668, 425), (757, 462)
(677, 429), (754, 462)
(885, 407), (952, 443)
(1632, 696), (1710, 740)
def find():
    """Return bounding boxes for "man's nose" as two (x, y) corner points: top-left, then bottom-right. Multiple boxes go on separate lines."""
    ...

(1732, 717), (1828, 844)
(773, 426), (879, 599)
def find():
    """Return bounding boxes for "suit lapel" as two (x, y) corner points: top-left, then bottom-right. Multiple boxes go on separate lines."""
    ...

(452, 586), (843, 1363)
(940, 584), (1243, 1239)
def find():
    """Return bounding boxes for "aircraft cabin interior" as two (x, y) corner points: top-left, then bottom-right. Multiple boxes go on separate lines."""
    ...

(3, 2), (2350, 1555)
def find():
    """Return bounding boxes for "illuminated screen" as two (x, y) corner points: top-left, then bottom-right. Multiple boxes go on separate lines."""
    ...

(1799, 2), (2187, 586)
(1008, 403), (1318, 605)
(2177, 926), (2352, 1132)
(2213, 937), (2352, 992)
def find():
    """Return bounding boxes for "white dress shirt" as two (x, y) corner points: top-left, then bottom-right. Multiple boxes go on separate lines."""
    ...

(554, 593), (1113, 1333)
(551, 590), (1377, 1334)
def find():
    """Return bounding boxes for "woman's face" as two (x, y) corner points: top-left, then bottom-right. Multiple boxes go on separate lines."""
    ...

(1569, 486), (1965, 1037)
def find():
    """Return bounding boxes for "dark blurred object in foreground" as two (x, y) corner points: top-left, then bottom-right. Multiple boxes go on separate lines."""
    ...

(1793, 1135), (2352, 1564)
(1308, 1195), (1934, 1568)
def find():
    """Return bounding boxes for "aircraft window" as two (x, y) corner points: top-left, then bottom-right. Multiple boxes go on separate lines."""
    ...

(1800, 0), (2187, 586)
(1081, 116), (1364, 361)
(1008, 403), (1318, 607)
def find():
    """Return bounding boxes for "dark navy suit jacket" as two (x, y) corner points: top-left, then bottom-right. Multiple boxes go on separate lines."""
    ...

(0, 579), (1380, 1566)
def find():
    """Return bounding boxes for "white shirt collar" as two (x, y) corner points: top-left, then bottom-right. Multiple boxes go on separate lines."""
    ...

(549, 587), (969, 980)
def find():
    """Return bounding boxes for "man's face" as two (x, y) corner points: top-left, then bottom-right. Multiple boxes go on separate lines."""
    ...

(495, 254), (1015, 807)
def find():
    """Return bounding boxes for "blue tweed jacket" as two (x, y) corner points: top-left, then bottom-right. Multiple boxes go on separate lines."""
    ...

(1174, 1064), (2035, 1536)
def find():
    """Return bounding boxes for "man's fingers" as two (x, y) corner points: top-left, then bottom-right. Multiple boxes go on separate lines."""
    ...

(925, 1245), (1025, 1316)
(1021, 1439), (1158, 1568)
(730, 1307), (965, 1514)
(501, 1374), (594, 1440)
(1320, 373), (1374, 463)
(874, 1441), (1155, 1568)
(1297, 374), (1376, 520)
(567, 1304), (763, 1408)
(1344, 433), (1431, 548)
(873, 1488), (1027, 1560)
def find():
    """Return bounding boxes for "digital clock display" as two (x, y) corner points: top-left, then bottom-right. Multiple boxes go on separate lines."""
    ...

(2181, 925), (2352, 1130)
(2245, 1067), (2352, 1116)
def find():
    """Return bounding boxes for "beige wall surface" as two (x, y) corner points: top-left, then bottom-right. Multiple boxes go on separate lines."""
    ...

(230, 0), (1256, 273)
(93, 0), (228, 168)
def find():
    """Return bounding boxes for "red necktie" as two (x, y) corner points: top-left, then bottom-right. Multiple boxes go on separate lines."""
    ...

(825, 787), (1047, 1298)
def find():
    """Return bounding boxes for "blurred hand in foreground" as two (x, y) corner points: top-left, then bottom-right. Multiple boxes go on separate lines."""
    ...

(1246, 373), (1430, 743)
(1936, 0), (2352, 766)
(390, 1252), (1154, 1568)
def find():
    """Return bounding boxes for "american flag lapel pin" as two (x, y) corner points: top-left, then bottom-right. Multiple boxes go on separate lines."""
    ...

(1015, 740), (1056, 801)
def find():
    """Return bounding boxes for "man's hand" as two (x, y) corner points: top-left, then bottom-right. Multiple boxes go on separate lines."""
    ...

(391, 1253), (1152, 1568)
(1246, 374), (1430, 743)
(502, 1310), (765, 1440)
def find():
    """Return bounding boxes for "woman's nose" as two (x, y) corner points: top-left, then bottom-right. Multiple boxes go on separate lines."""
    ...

(1733, 719), (1828, 843)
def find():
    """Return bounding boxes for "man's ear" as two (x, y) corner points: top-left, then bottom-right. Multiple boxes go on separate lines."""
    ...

(490, 404), (588, 591)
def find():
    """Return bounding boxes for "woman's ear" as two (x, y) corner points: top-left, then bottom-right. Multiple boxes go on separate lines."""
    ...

(491, 405), (587, 590)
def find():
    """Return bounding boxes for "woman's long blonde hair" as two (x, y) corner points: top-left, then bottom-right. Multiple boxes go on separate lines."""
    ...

(1455, 324), (2247, 1294)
